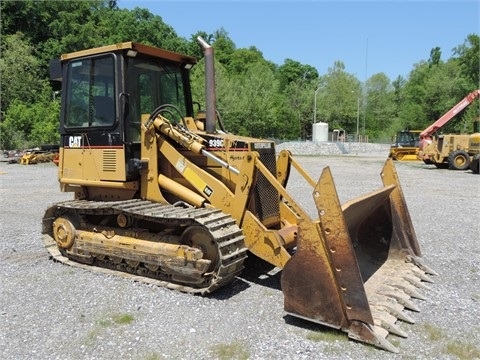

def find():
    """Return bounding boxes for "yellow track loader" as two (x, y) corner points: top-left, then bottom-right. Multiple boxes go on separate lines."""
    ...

(389, 130), (420, 161)
(42, 38), (435, 353)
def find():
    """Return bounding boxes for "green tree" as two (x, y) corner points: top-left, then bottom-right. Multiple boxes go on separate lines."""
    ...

(0, 99), (60, 149)
(428, 46), (442, 66)
(1, 0), (110, 78)
(240, 62), (281, 138)
(228, 47), (268, 74)
(211, 28), (236, 67)
(98, 7), (188, 52)
(363, 73), (395, 139)
(399, 55), (473, 135)
(314, 61), (361, 135)
(286, 80), (310, 140)
(1, 2), (477, 146)
(0, 33), (49, 114)
(215, 62), (280, 138)
(452, 34), (480, 89)
(277, 59), (319, 91)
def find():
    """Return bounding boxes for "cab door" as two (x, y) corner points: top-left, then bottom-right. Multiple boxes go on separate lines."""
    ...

(60, 54), (127, 183)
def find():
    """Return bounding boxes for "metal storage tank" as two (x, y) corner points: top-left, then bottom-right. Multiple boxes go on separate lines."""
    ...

(312, 122), (328, 142)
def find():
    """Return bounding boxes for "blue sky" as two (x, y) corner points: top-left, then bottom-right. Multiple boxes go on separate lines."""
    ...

(119, 0), (479, 80)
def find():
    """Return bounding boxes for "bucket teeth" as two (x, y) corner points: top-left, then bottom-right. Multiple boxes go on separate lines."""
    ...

(377, 302), (415, 324)
(420, 263), (438, 276)
(388, 281), (427, 300)
(371, 309), (408, 338)
(411, 267), (435, 283)
(382, 271), (427, 300)
(385, 304), (415, 324)
(348, 322), (400, 353)
(368, 290), (417, 324)
(403, 275), (431, 290)
(363, 258), (431, 341)
(376, 317), (408, 338)
(353, 261), (432, 350)
(372, 334), (400, 354)
(379, 290), (421, 312)
(409, 257), (439, 276)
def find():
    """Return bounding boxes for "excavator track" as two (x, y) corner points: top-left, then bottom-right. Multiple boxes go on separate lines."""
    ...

(42, 199), (248, 294)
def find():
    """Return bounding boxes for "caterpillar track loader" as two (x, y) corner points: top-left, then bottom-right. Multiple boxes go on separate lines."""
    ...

(388, 130), (420, 161)
(43, 38), (436, 353)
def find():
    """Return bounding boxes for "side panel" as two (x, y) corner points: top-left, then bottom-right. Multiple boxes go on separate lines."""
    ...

(60, 133), (126, 182)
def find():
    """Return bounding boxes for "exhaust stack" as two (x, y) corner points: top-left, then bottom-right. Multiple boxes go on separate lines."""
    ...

(197, 37), (216, 133)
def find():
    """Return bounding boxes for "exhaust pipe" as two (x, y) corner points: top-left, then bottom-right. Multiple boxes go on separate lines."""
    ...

(197, 37), (216, 133)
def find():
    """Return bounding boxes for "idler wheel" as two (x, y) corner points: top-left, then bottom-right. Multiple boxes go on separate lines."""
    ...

(52, 217), (76, 249)
(117, 213), (132, 228)
(180, 225), (218, 272)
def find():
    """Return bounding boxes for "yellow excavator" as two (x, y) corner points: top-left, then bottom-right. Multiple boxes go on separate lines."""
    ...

(42, 38), (436, 353)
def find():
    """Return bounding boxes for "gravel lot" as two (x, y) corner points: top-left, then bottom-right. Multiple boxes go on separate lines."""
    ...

(1, 152), (479, 360)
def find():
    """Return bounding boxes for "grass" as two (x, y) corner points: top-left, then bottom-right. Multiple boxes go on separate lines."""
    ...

(306, 329), (347, 343)
(304, 322), (480, 359)
(210, 341), (250, 360)
(84, 312), (135, 345)
(420, 323), (480, 360)
(423, 323), (444, 341)
(305, 329), (349, 356)
(142, 353), (164, 360)
(444, 340), (480, 360)
(112, 313), (135, 324)
(98, 312), (135, 327)
(85, 327), (101, 344)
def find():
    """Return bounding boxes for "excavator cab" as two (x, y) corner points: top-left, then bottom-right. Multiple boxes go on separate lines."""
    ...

(45, 40), (435, 353)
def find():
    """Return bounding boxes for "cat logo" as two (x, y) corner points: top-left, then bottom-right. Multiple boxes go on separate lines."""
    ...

(68, 136), (82, 148)
(203, 186), (213, 197)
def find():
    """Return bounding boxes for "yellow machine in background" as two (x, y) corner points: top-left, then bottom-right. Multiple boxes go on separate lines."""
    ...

(20, 145), (59, 165)
(468, 119), (480, 174)
(418, 90), (480, 169)
(423, 134), (471, 170)
(42, 39), (435, 353)
(389, 130), (420, 161)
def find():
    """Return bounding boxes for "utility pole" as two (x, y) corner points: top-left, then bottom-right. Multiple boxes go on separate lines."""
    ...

(356, 97), (360, 141)
(313, 86), (321, 124)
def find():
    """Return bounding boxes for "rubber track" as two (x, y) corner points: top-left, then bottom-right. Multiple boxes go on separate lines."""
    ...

(43, 199), (248, 294)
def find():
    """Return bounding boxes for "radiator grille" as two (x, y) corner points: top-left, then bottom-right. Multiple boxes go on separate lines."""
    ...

(102, 150), (116, 172)
(252, 145), (280, 223)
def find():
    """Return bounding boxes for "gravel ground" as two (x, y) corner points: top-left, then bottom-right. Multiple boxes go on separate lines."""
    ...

(1, 151), (479, 360)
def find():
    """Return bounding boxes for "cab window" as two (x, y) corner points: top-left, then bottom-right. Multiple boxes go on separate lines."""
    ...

(65, 56), (116, 128)
(127, 58), (188, 141)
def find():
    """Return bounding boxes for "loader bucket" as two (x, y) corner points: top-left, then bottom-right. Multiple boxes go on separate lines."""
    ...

(281, 159), (435, 352)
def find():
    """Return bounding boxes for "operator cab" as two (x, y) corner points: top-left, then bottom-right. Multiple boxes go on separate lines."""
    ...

(50, 42), (197, 186)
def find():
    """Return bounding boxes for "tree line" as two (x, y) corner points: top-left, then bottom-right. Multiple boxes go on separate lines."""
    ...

(1, 0), (478, 149)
